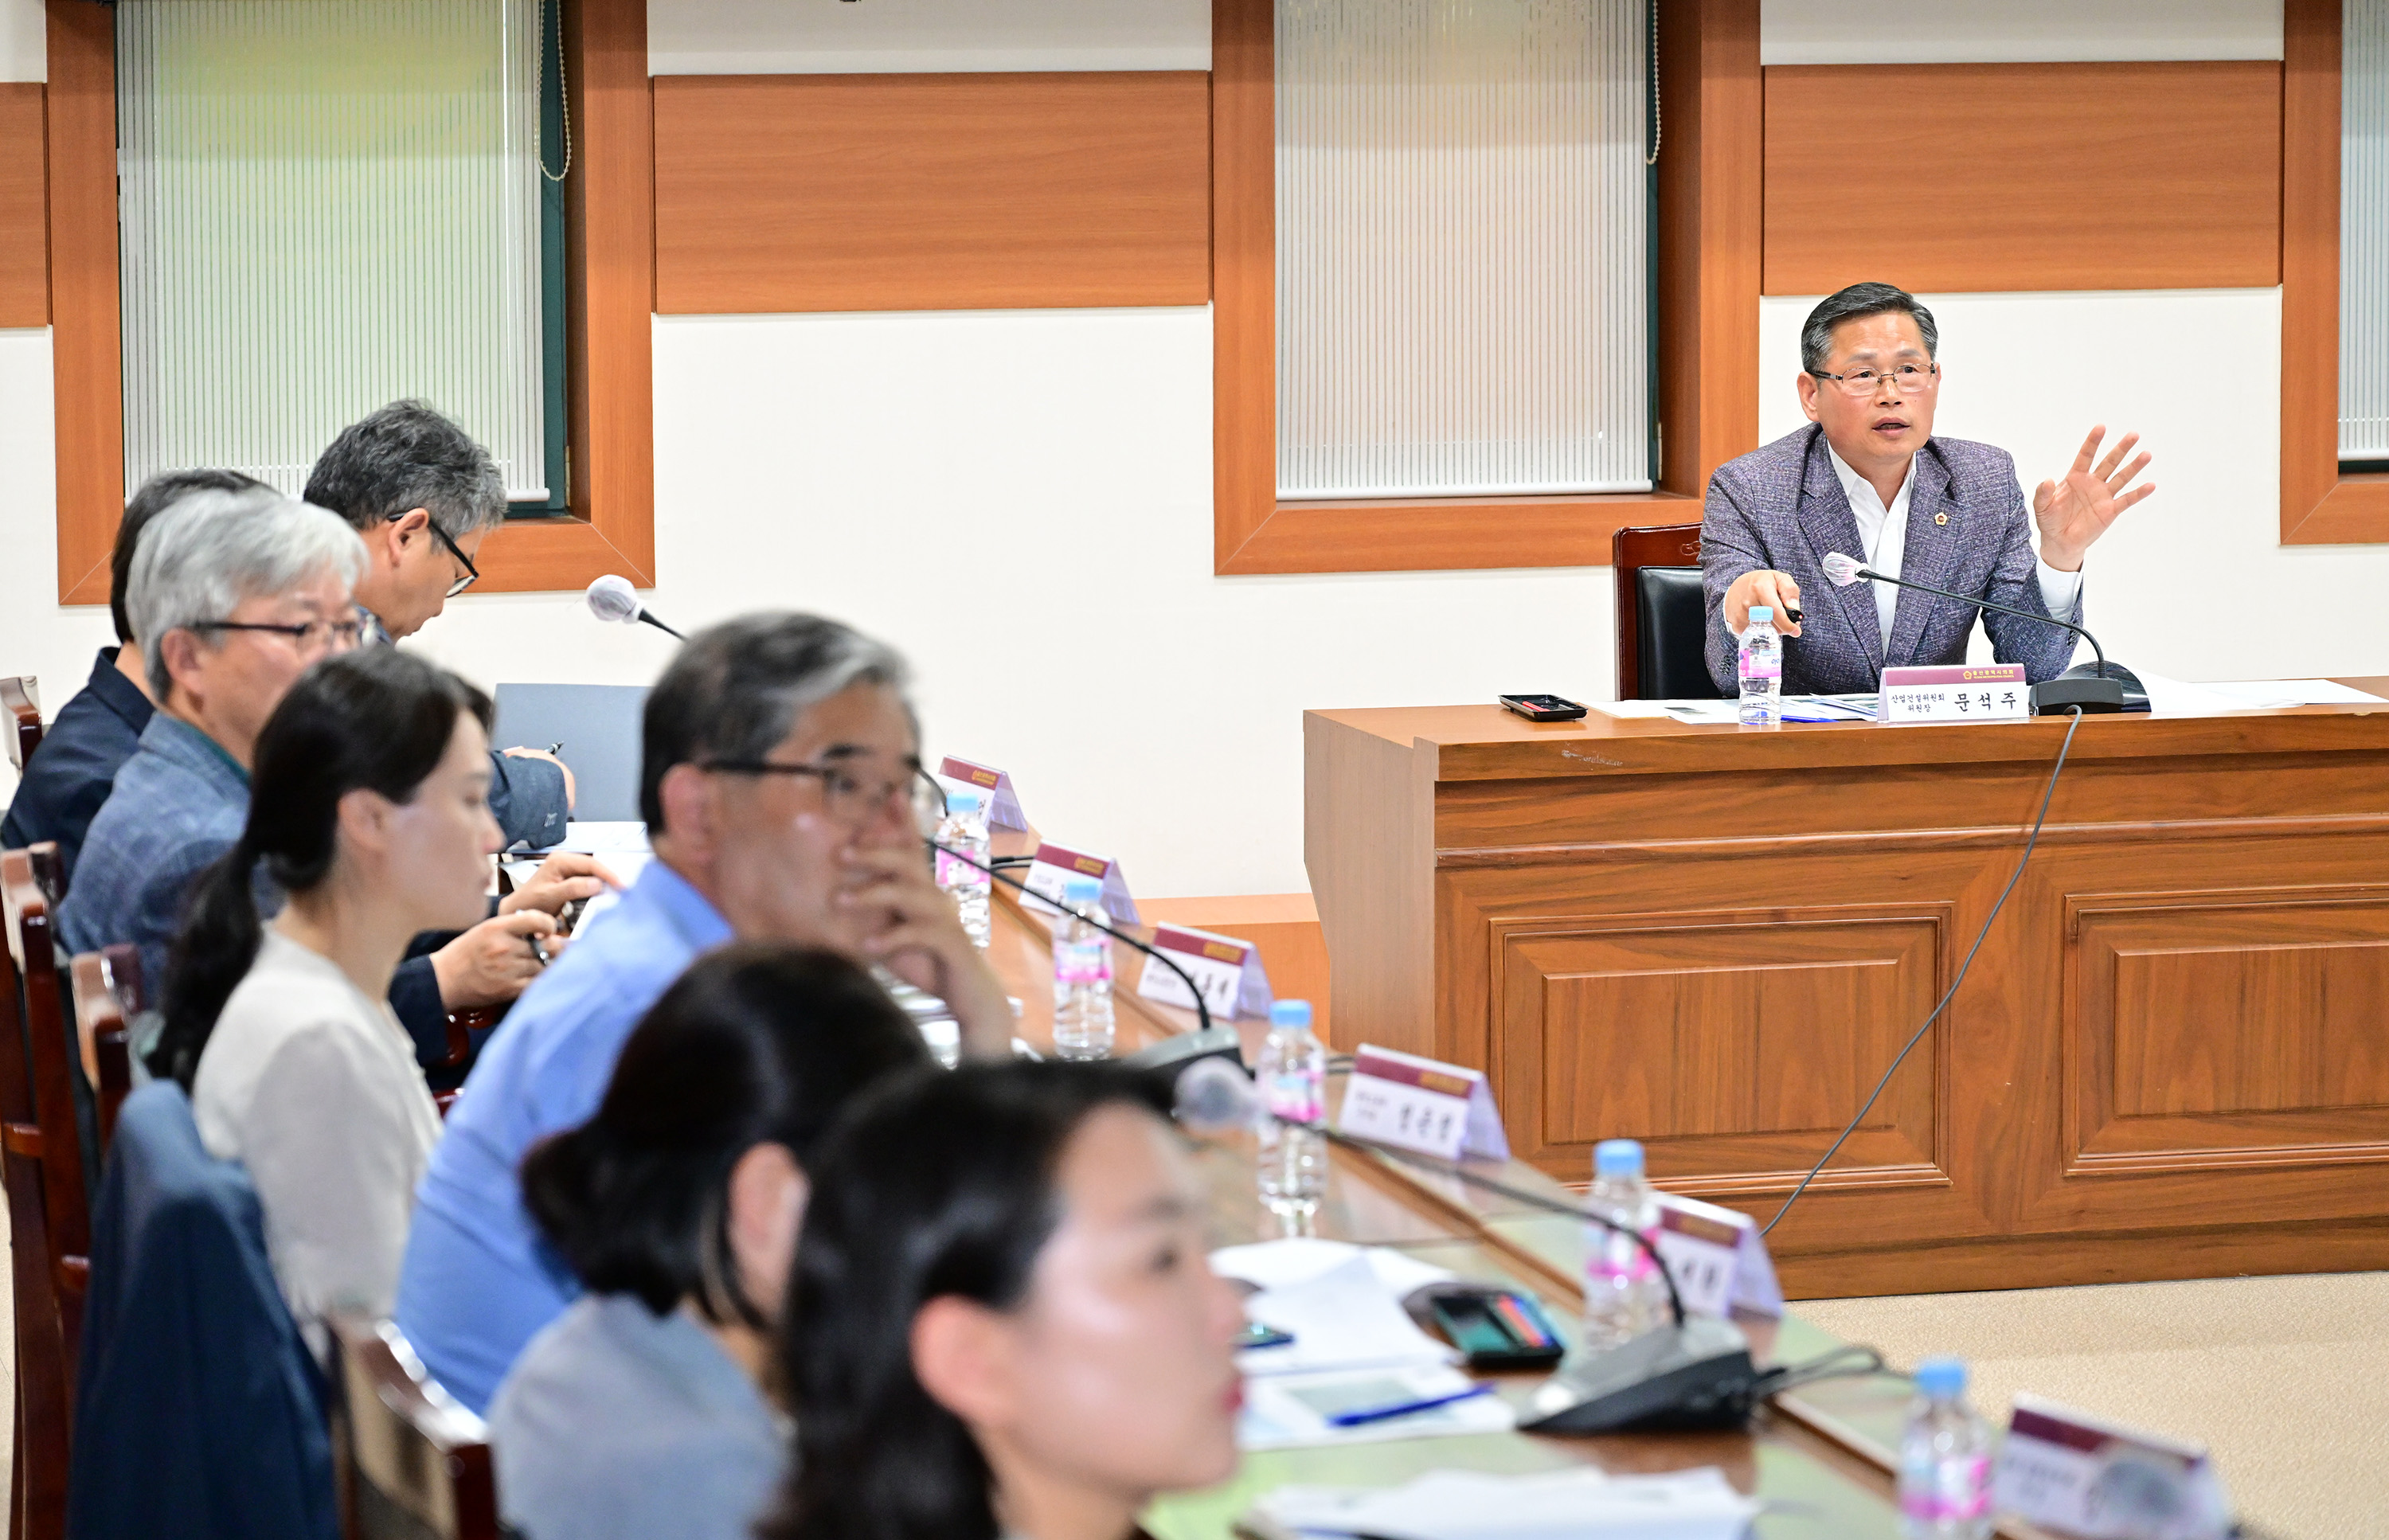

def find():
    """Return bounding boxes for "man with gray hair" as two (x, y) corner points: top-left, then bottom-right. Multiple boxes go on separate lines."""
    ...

(1701, 280), (2156, 698)
(397, 612), (1015, 1414)
(305, 400), (573, 850)
(56, 491), (584, 1071)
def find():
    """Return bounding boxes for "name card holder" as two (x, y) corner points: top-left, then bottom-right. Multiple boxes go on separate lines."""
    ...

(1135, 924), (1273, 1022)
(1991, 1393), (2231, 1540)
(1879, 663), (2030, 725)
(1335, 1045), (1510, 1163)
(1019, 842), (1140, 926)
(937, 756), (1030, 831)
(1648, 1193), (1784, 1321)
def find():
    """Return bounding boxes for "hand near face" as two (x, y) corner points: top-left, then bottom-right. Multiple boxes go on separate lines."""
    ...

(2034, 426), (2154, 573)
(835, 843), (1014, 1058)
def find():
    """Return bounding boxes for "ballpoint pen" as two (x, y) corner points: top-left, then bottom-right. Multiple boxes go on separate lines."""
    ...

(1324, 1382), (1496, 1429)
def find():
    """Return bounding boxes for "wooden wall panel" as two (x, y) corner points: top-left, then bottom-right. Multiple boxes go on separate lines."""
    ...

(651, 72), (1211, 315)
(0, 84), (45, 329)
(1762, 61), (2283, 295)
(2281, 0), (2389, 543)
(48, 0), (123, 606)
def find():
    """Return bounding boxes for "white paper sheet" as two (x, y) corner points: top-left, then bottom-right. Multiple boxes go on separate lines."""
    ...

(2201, 678), (2386, 708)
(1210, 1237), (1456, 1297)
(1253, 1465), (1759, 1540)
(1237, 1363), (1513, 1451)
(1234, 1253), (1456, 1378)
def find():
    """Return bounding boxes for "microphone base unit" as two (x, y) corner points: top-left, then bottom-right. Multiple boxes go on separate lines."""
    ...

(1520, 1315), (1761, 1435)
(1123, 1025), (1247, 1076)
(2030, 675), (2128, 715)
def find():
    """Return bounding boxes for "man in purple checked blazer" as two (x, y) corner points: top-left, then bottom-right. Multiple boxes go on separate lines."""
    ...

(1701, 283), (2156, 698)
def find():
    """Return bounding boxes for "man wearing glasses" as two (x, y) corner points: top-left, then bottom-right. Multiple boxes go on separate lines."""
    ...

(1700, 282), (2156, 697)
(305, 400), (575, 850)
(397, 612), (1014, 1415)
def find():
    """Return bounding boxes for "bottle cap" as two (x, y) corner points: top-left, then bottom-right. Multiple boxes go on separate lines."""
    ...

(1913, 1356), (1967, 1398)
(945, 788), (981, 815)
(1062, 875), (1103, 905)
(1270, 1000), (1312, 1029)
(1748, 606), (1772, 623)
(1593, 1138), (1644, 1178)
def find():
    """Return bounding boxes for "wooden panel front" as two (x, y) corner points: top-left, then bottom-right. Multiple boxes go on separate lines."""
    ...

(1502, 913), (1940, 1182)
(0, 84), (45, 328)
(2069, 889), (2389, 1172)
(1761, 61), (2282, 295)
(652, 71), (1211, 315)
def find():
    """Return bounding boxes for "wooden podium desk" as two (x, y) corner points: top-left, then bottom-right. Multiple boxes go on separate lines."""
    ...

(1305, 687), (2389, 1299)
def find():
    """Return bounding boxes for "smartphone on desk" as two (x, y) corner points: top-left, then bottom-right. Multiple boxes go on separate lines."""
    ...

(1499, 694), (1588, 723)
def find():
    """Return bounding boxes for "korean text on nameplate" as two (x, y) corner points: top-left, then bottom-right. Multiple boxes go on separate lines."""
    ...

(1135, 924), (1273, 1022)
(936, 756), (1029, 831)
(1335, 1045), (1510, 1163)
(1649, 1192), (1784, 1320)
(1019, 842), (1140, 925)
(1879, 663), (2029, 725)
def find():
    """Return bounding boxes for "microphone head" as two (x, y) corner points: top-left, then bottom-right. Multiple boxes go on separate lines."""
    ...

(1171, 1055), (1259, 1134)
(586, 574), (643, 625)
(1820, 552), (1865, 588)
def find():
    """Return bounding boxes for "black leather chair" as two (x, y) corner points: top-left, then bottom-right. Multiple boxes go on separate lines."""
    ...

(1613, 524), (1722, 700)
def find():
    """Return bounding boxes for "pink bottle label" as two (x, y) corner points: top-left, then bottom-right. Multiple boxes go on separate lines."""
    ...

(1738, 653), (1781, 683)
(1053, 936), (1111, 987)
(1901, 1457), (1991, 1521)
(1589, 1227), (1659, 1283)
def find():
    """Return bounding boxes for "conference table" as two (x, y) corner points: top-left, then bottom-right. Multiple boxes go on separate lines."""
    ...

(1303, 686), (2389, 1301)
(979, 872), (1953, 1539)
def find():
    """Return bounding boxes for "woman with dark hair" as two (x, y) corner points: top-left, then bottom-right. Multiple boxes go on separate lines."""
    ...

(490, 943), (932, 1540)
(156, 646), (499, 1347)
(767, 1060), (1245, 1540)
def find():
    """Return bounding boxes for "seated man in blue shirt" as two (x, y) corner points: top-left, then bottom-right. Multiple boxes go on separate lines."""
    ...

(304, 401), (574, 850)
(2, 468), (262, 881)
(57, 489), (596, 1062)
(397, 612), (1016, 1414)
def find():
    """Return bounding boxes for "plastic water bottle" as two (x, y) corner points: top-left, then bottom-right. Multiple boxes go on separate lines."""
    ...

(1255, 1000), (1327, 1214)
(1899, 1357), (1993, 1540)
(1582, 1139), (1668, 1351)
(1738, 606), (1782, 726)
(1050, 875), (1115, 1061)
(934, 788), (992, 952)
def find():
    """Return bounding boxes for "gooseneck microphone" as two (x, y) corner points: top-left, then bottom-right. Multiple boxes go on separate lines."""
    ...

(924, 837), (1225, 1054)
(585, 575), (687, 641)
(1818, 551), (2130, 713)
(1164, 1058), (1879, 1434)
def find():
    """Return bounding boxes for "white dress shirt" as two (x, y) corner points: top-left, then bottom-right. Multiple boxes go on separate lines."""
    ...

(1824, 444), (2082, 646)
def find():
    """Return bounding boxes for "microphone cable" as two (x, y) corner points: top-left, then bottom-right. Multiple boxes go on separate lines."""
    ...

(1760, 706), (2085, 1237)
(925, 837), (1217, 1041)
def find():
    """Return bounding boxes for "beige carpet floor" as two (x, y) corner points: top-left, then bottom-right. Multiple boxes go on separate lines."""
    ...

(1798, 1272), (2389, 1540)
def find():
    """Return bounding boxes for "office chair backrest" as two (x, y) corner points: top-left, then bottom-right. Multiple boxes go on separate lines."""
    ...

(1, 845), (91, 1371)
(69, 950), (138, 1156)
(1612, 523), (1722, 701)
(2, 674), (40, 773)
(327, 1311), (502, 1540)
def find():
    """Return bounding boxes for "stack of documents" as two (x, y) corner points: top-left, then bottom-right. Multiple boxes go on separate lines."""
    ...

(1212, 1239), (1513, 1449)
(1247, 1467), (1759, 1540)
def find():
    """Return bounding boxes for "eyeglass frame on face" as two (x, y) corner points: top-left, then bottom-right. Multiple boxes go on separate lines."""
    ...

(1808, 359), (1941, 397)
(393, 511), (482, 598)
(697, 753), (948, 834)
(186, 612), (369, 658)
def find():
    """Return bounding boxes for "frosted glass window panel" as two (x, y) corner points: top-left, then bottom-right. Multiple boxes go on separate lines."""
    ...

(2348, 0), (2389, 460)
(1277, 0), (1651, 500)
(118, 0), (548, 499)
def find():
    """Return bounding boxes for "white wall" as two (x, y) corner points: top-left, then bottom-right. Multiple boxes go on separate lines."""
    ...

(1759, 0), (2281, 64)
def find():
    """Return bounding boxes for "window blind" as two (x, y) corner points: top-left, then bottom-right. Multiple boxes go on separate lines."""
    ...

(1275, 0), (1652, 501)
(2346, 0), (2389, 460)
(117, 0), (549, 499)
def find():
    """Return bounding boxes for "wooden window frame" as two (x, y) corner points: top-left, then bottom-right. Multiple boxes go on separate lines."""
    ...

(42, 0), (655, 604)
(1210, 0), (1760, 576)
(2283, 0), (2389, 545)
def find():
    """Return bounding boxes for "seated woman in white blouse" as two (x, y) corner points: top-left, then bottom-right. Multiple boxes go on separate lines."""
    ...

(150, 646), (503, 1350)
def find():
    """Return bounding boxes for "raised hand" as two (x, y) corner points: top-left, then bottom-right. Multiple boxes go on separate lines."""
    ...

(2034, 426), (2154, 571)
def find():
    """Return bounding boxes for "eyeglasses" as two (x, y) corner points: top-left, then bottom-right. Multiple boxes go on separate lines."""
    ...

(1809, 362), (1939, 397)
(700, 756), (948, 834)
(398, 514), (481, 598)
(189, 614), (367, 656)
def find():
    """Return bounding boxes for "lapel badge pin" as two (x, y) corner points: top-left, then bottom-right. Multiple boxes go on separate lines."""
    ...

(1934, 512), (1949, 526)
